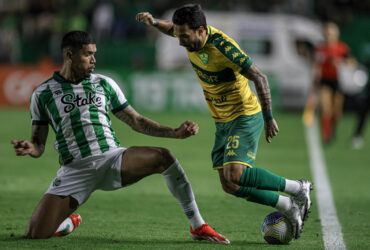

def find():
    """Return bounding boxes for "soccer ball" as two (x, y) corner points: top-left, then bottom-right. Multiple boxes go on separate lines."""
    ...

(261, 211), (293, 244)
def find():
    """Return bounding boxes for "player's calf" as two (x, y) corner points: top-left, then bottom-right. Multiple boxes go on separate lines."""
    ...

(25, 226), (52, 239)
(25, 219), (57, 239)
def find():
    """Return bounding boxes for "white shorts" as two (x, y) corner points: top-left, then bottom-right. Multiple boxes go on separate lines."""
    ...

(46, 147), (127, 206)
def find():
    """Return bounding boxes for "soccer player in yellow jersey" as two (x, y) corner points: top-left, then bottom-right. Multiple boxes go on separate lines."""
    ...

(137, 4), (312, 240)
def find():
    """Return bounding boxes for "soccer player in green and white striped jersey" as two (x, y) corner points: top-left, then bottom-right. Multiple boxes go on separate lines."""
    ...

(11, 31), (229, 244)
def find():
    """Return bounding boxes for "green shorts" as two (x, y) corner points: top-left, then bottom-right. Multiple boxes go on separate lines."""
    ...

(212, 112), (263, 169)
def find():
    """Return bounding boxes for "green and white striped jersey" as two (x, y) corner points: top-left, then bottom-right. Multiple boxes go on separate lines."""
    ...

(30, 71), (128, 165)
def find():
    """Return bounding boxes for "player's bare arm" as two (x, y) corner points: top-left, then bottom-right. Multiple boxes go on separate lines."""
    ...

(244, 63), (279, 143)
(114, 105), (198, 139)
(11, 125), (49, 157)
(136, 12), (174, 36)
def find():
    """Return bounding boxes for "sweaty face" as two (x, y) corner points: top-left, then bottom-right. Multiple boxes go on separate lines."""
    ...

(70, 44), (97, 78)
(174, 24), (205, 52)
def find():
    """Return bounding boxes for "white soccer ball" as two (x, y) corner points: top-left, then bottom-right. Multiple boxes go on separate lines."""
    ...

(261, 211), (293, 244)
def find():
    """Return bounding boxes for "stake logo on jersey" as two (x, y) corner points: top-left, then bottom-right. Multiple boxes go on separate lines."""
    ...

(30, 72), (129, 164)
(61, 92), (102, 113)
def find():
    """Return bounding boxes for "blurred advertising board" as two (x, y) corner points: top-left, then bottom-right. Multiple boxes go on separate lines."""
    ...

(98, 69), (209, 112)
(0, 64), (208, 112)
(0, 58), (59, 107)
(0, 63), (278, 112)
(98, 69), (277, 112)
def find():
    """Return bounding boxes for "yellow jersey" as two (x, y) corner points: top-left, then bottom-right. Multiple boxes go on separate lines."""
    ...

(185, 26), (261, 122)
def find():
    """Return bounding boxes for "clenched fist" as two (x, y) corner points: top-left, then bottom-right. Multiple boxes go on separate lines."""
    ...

(136, 12), (157, 26)
(175, 120), (199, 139)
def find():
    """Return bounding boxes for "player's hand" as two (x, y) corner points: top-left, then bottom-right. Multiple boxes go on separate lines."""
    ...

(136, 12), (157, 26)
(175, 120), (199, 139)
(11, 140), (35, 156)
(264, 119), (279, 143)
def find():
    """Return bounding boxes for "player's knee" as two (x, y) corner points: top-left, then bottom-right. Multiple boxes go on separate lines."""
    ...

(25, 226), (52, 239)
(156, 147), (175, 172)
(221, 181), (239, 195)
(223, 164), (244, 185)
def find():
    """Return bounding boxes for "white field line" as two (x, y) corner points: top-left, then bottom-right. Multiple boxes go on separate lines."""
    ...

(305, 121), (347, 250)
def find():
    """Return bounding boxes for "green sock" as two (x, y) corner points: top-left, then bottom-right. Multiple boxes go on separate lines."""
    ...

(235, 186), (279, 207)
(239, 168), (286, 191)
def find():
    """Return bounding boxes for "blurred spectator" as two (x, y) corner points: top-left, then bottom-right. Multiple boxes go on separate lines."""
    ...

(91, 0), (114, 41)
(111, 0), (152, 38)
(0, 12), (21, 63)
(67, 12), (88, 31)
(352, 82), (370, 149)
(303, 22), (352, 144)
(352, 51), (370, 149)
(0, 0), (368, 65)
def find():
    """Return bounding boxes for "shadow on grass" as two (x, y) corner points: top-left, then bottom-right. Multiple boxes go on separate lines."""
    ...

(1, 234), (268, 248)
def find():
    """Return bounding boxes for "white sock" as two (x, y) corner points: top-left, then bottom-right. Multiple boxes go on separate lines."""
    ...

(284, 179), (301, 195)
(162, 160), (205, 229)
(275, 195), (292, 212)
(55, 217), (74, 234)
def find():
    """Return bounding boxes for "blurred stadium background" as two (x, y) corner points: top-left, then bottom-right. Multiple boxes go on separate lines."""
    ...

(1, 0), (370, 111)
(1, 0), (370, 249)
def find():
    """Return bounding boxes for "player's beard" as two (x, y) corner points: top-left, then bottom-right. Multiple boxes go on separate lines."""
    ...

(187, 40), (203, 52)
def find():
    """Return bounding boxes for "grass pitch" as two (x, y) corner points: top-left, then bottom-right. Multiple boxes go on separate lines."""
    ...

(0, 110), (369, 249)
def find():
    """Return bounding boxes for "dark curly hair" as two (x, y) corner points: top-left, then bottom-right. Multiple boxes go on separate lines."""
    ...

(61, 31), (95, 52)
(172, 4), (207, 30)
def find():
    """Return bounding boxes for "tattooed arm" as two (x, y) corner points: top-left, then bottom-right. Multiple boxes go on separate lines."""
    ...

(114, 105), (199, 139)
(11, 125), (49, 157)
(244, 63), (279, 143)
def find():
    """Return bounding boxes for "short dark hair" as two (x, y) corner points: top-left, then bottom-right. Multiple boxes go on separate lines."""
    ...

(61, 31), (95, 52)
(172, 4), (207, 30)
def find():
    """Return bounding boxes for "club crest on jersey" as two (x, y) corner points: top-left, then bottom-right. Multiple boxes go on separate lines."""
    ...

(92, 84), (104, 93)
(61, 92), (102, 113)
(198, 51), (209, 64)
(53, 90), (63, 96)
(53, 178), (61, 187)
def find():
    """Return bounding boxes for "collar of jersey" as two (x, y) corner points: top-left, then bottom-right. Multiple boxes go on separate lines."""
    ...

(53, 71), (90, 84)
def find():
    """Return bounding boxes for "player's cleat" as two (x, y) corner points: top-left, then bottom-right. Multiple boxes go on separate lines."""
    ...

(283, 198), (303, 240)
(54, 214), (82, 237)
(190, 223), (230, 244)
(293, 179), (313, 221)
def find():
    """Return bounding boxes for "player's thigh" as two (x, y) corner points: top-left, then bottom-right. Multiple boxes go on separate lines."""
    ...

(120, 146), (175, 185)
(320, 86), (334, 115)
(211, 125), (227, 170)
(223, 114), (263, 168)
(26, 194), (78, 238)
